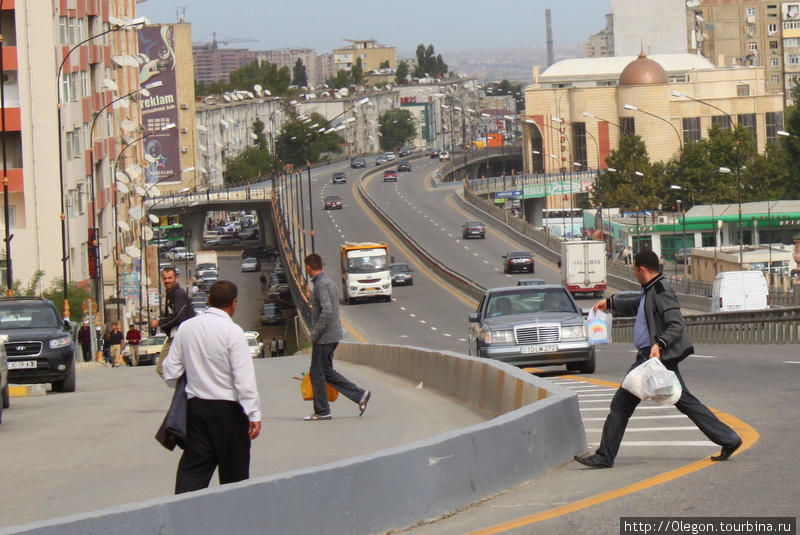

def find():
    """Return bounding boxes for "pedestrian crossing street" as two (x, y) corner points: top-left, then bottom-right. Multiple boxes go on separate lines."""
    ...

(548, 378), (719, 451)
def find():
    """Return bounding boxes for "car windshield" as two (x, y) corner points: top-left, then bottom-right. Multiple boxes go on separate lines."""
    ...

(347, 255), (388, 273)
(325, 196), (341, 201)
(390, 264), (410, 273)
(0, 306), (60, 329)
(486, 289), (576, 317)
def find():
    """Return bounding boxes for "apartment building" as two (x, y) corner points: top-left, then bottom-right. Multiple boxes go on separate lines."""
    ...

(257, 48), (319, 87)
(192, 42), (256, 84)
(332, 40), (396, 74)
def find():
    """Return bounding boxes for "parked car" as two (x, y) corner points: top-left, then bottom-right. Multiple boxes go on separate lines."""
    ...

(0, 297), (76, 392)
(324, 195), (343, 209)
(468, 285), (595, 373)
(375, 155), (388, 166)
(244, 331), (264, 358)
(503, 250), (535, 273)
(158, 262), (179, 276)
(241, 257), (261, 272)
(390, 263), (414, 286)
(167, 247), (195, 261)
(398, 146), (412, 157)
(439, 150), (450, 161)
(260, 303), (284, 326)
(332, 171), (347, 184)
(674, 248), (691, 264)
(383, 170), (397, 182)
(122, 334), (167, 366)
(239, 228), (259, 241)
(462, 220), (486, 239)
(711, 271), (769, 312)
(350, 157), (366, 168)
(517, 279), (547, 286)
(397, 161), (411, 172)
(148, 239), (172, 252)
(242, 245), (278, 262)
(265, 286), (293, 310)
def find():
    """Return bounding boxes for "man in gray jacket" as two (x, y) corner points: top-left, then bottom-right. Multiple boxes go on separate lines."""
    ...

(303, 253), (371, 421)
(574, 250), (742, 468)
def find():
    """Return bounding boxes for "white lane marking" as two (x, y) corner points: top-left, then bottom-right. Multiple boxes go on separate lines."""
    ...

(589, 441), (718, 447)
(582, 414), (690, 422)
(784, 361), (800, 364)
(583, 426), (700, 433)
(689, 354), (716, 359)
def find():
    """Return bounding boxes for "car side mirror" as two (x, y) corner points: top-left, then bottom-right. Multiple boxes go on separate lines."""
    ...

(64, 319), (72, 330)
(468, 312), (479, 323)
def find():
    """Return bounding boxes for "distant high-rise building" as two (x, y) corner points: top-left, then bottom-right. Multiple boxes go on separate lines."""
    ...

(257, 48), (319, 87)
(583, 14), (614, 58)
(612, 0), (690, 56)
(192, 42), (257, 84)
(332, 39), (396, 74)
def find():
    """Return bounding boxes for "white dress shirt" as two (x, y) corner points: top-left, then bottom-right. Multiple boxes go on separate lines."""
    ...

(163, 307), (261, 422)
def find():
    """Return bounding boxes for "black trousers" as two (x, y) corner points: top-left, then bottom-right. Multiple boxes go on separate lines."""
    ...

(175, 398), (251, 494)
(594, 351), (740, 466)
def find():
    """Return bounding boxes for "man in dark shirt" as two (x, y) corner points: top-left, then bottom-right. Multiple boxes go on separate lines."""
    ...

(109, 323), (125, 367)
(150, 267), (195, 378)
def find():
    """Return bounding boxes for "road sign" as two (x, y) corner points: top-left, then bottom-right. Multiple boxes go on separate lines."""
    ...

(496, 190), (523, 198)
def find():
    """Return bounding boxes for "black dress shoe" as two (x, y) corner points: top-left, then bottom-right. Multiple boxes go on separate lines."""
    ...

(573, 454), (612, 469)
(711, 438), (743, 461)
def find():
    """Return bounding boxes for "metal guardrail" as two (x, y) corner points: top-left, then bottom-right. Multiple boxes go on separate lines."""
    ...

(612, 307), (800, 344)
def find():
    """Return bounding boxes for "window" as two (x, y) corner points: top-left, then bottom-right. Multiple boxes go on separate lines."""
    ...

(682, 117), (702, 143)
(748, 25), (757, 36)
(784, 20), (800, 30)
(712, 115), (731, 130)
(69, 73), (78, 102)
(67, 189), (76, 220)
(769, 23), (778, 34)
(59, 17), (68, 45)
(68, 17), (77, 45)
(72, 127), (81, 157)
(785, 38), (800, 47)
(771, 58), (780, 67)
(771, 74), (781, 83)
(621, 117), (635, 137)
(747, 7), (756, 16)
(749, 42), (759, 51)
(766, 111), (784, 144)
(0, 205), (16, 230)
(65, 131), (73, 160)
(737, 84), (751, 96)
(77, 182), (86, 215)
(572, 122), (588, 169)
(770, 41), (779, 52)
(737, 113), (757, 145)
(789, 54), (800, 64)
(61, 74), (70, 103)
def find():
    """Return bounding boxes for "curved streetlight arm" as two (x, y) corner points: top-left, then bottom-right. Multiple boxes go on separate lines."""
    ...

(624, 104), (682, 150)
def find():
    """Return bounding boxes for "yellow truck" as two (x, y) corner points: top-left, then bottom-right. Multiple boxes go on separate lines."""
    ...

(339, 242), (392, 304)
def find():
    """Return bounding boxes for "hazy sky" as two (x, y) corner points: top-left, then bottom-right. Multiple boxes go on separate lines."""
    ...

(137, 0), (611, 56)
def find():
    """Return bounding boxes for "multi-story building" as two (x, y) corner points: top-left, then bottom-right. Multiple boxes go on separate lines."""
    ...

(316, 53), (335, 87)
(192, 42), (256, 85)
(257, 48), (319, 87)
(332, 40), (396, 74)
(583, 14), (615, 58)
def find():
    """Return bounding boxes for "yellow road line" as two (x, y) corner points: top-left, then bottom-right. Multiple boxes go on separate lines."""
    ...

(464, 376), (759, 535)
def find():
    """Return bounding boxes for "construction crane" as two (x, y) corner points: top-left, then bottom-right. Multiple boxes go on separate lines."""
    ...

(192, 33), (257, 48)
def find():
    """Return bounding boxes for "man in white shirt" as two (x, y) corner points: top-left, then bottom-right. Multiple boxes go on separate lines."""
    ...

(162, 280), (262, 494)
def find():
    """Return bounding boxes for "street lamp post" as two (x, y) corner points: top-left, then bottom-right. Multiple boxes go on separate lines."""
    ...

(56, 16), (147, 318)
(670, 184), (688, 276)
(672, 90), (742, 269)
(634, 171), (644, 253)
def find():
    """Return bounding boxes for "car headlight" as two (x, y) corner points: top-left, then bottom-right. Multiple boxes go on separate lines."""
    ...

(49, 335), (72, 349)
(561, 325), (587, 340)
(482, 329), (514, 344)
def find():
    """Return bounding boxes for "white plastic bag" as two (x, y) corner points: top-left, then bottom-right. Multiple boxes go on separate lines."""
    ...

(652, 371), (682, 406)
(587, 308), (612, 345)
(621, 358), (674, 400)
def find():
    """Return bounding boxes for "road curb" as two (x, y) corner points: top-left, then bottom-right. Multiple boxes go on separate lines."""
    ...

(9, 384), (47, 398)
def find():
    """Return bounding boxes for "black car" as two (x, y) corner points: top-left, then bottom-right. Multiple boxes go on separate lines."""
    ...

(397, 162), (411, 172)
(242, 245), (278, 262)
(0, 297), (76, 392)
(462, 220), (486, 239)
(350, 157), (366, 168)
(332, 171), (347, 184)
(390, 263), (414, 286)
(260, 304), (284, 326)
(503, 250), (535, 273)
(324, 195), (343, 209)
(398, 147), (412, 157)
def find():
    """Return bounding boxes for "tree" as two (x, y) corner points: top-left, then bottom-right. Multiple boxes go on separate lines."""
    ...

(379, 60), (390, 69)
(228, 60), (291, 96)
(351, 58), (365, 86)
(491, 80), (525, 112)
(275, 112), (344, 167)
(223, 147), (274, 185)
(594, 135), (661, 210)
(43, 277), (91, 322)
(414, 44), (448, 78)
(395, 61), (409, 85)
(378, 108), (416, 151)
(0, 265), (43, 297)
(329, 69), (350, 89)
(292, 58), (308, 87)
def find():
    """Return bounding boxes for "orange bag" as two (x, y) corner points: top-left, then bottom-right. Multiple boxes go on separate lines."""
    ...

(300, 373), (339, 402)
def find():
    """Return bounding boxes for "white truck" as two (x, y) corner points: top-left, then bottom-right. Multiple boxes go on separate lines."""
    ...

(340, 242), (392, 304)
(560, 240), (607, 298)
(194, 250), (219, 273)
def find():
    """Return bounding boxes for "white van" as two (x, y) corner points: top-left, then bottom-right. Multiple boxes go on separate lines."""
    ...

(710, 271), (769, 312)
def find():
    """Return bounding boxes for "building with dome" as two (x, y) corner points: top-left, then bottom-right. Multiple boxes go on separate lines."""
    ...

(521, 53), (785, 175)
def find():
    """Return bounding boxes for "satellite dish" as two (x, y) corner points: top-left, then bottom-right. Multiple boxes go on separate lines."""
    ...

(120, 119), (136, 131)
(144, 154), (157, 164)
(148, 214), (160, 224)
(264, 90), (271, 96)
(125, 245), (141, 258)
(115, 171), (130, 183)
(129, 206), (143, 219)
(140, 88), (151, 98)
(116, 182), (130, 194)
(199, 167), (208, 174)
(142, 227), (154, 240)
(197, 144), (207, 152)
(223, 93), (232, 102)
(113, 99), (130, 110)
(117, 220), (130, 231)
(120, 254), (132, 265)
(254, 84), (262, 93)
(104, 79), (118, 92)
(126, 166), (141, 177)
(134, 186), (147, 196)
(196, 125), (207, 132)
(147, 186), (161, 197)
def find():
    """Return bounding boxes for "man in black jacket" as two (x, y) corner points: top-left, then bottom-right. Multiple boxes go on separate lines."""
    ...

(150, 267), (195, 378)
(574, 250), (742, 469)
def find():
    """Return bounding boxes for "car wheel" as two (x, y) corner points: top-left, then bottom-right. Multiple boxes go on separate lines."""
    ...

(408, 280), (413, 286)
(2, 383), (9, 409)
(384, 295), (392, 302)
(577, 350), (596, 374)
(530, 266), (535, 273)
(51, 361), (77, 393)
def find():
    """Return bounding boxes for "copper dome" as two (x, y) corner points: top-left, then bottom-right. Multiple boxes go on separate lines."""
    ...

(619, 52), (668, 86)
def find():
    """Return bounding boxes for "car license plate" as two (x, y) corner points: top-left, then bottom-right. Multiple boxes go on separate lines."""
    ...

(521, 344), (557, 354)
(8, 360), (37, 370)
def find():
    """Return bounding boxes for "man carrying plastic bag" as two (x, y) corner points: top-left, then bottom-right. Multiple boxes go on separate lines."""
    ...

(573, 250), (742, 469)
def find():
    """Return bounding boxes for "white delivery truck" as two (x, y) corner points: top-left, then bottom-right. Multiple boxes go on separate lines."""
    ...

(340, 242), (392, 304)
(560, 240), (607, 298)
(194, 250), (219, 273)
(710, 271), (769, 312)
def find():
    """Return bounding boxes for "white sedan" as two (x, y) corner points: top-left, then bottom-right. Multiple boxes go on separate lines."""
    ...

(167, 247), (195, 261)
